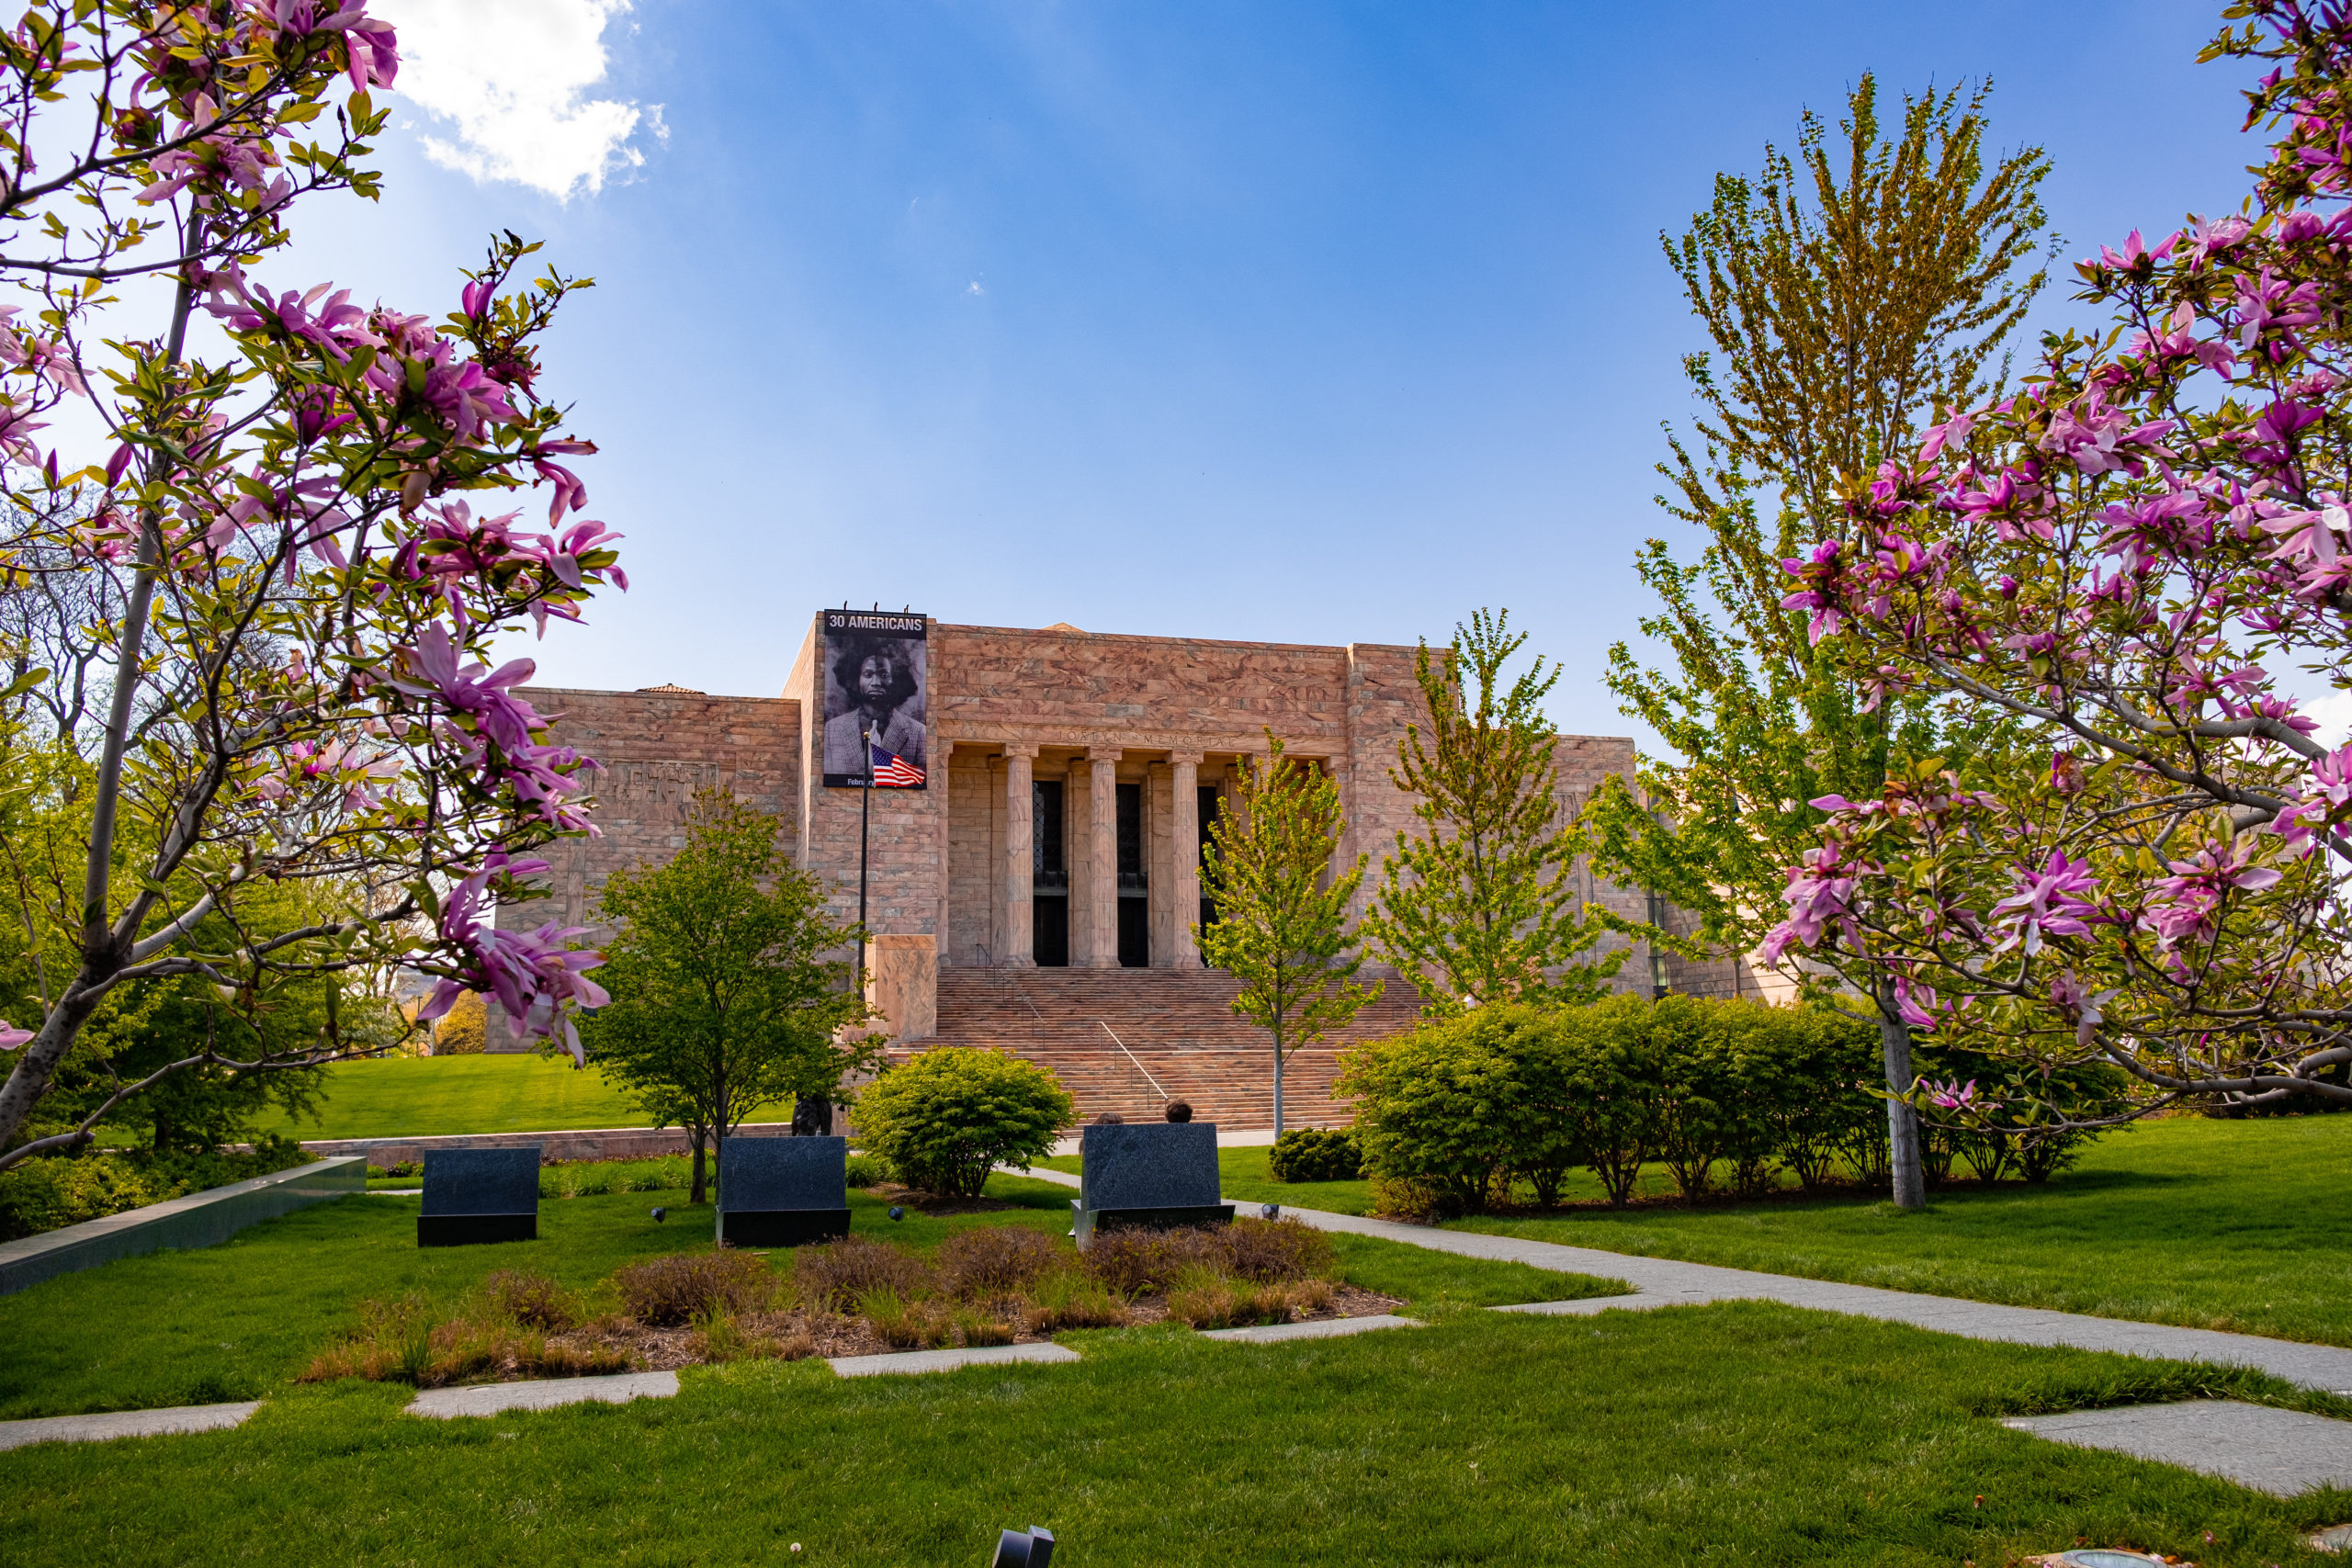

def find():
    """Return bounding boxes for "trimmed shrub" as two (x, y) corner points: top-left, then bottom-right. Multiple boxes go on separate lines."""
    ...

(1335, 1006), (1561, 1215)
(1267, 1127), (1361, 1183)
(792, 1235), (935, 1313)
(613, 1252), (776, 1326)
(935, 1225), (1063, 1301)
(852, 1047), (1074, 1199)
(1339, 994), (2120, 1213)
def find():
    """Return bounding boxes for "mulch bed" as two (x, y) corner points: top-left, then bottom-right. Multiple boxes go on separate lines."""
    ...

(863, 1181), (1022, 1215)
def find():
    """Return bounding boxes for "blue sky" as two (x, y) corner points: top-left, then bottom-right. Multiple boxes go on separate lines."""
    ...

(301, 0), (2270, 743)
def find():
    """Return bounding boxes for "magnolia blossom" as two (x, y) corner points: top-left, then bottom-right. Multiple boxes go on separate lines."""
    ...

(0, 1021), (30, 1050)
(1758, 839), (1866, 965)
(1917, 1077), (1985, 1111)
(420, 854), (608, 1063)
(1988, 852), (2102, 955)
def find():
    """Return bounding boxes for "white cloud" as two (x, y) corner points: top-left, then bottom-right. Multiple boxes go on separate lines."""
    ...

(967, 281), (985, 297)
(2309, 686), (2352, 750)
(374, 0), (647, 201)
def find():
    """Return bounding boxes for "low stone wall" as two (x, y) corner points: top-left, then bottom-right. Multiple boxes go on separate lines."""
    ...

(303, 1123), (801, 1169)
(0, 1156), (367, 1296)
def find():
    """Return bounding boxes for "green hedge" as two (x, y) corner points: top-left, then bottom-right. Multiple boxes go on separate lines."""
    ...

(1336, 996), (2126, 1214)
(0, 1135), (313, 1240)
(1268, 1127), (1362, 1183)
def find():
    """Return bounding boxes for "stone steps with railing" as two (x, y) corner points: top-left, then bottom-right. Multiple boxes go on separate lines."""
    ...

(888, 967), (1424, 1127)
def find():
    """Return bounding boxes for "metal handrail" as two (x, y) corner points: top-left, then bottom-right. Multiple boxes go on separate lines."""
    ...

(1098, 1020), (1171, 1101)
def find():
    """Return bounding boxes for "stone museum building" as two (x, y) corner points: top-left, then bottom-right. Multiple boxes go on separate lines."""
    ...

(501, 613), (1748, 1127)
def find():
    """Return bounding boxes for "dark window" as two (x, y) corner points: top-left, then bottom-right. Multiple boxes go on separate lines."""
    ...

(1115, 781), (1146, 891)
(1033, 782), (1067, 892)
(1033, 780), (1068, 965)
(1117, 896), (1149, 968)
(1196, 784), (1223, 964)
(1034, 896), (1069, 967)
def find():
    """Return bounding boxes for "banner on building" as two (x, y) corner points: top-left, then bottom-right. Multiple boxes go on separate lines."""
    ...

(820, 610), (929, 788)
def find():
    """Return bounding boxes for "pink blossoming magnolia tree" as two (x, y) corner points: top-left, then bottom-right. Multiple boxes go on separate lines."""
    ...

(0, 2), (620, 1170)
(1764, 0), (2352, 1125)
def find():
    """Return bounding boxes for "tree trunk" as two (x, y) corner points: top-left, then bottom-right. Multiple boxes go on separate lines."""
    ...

(1273, 1041), (1284, 1140)
(1875, 985), (1925, 1209)
(689, 1130), (708, 1205)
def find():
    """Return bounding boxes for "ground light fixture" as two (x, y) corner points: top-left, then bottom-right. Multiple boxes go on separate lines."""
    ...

(989, 1526), (1054, 1565)
(888, 1206), (905, 1222)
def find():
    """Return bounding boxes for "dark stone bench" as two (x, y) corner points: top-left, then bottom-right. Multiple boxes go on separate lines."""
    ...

(1073, 1122), (1232, 1248)
(716, 1135), (851, 1247)
(419, 1145), (540, 1247)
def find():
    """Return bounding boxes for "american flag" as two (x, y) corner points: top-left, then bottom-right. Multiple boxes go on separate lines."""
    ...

(868, 741), (925, 787)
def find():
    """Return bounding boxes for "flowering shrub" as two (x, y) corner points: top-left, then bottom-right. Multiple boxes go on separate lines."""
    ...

(1760, 2), (2352, 1124)
(0, 3), (622, 1171)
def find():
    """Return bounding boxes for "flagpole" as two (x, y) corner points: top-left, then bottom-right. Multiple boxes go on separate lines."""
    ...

(858, 724), (876, 998)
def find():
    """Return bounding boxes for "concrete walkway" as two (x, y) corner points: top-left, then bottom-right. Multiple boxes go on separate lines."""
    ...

(1003, 1163), (2352, 1394)
(2003, 1401), (2352, 1497)
(407, 1371), (678, 1419)
(0, 1400), (260, 1451)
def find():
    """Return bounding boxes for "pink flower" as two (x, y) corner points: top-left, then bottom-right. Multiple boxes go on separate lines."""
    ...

(1759, 839), (1869, 964)
(0, 1020), (31, 1050)
(1989, 851), (2102, 954)
(421, 852), (606, 1063)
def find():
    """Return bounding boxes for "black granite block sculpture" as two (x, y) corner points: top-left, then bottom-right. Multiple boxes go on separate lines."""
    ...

(1072, 1122), (1233, 1248)
(715, 1134), (852, 1247)
(418, 1145), (541, 1247)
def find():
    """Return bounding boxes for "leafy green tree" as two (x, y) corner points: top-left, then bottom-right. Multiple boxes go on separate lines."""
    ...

(0, 711), (404, 1153)
(580, 791), (872, 1204)
(431, 991), (488, 1055)
(1197, 736), (1381, 1137)
(1363, 610), (1625, 1013)
(1582, 75), (2053, 1208)
(853, 1046), (1073, 1199)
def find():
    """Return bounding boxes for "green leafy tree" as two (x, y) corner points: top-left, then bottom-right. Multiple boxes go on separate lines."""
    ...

(1365, 610), (1625, 1012)
(1581, 74), (2054, 1208)
(853, 1046), (1073, 1199)
(1197, 736), (1381, 1137)
(0, 708), (405, 1153)
(431, 991), (488, 1055)
(580, 791), (872, 1204)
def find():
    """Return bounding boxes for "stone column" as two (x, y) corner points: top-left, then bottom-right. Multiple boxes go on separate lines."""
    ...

(1170, 751), (1203, 969)
(933, 739), (954, 964)
(1002, 743), (1037, 967)
(1086, 747), (1121, 966)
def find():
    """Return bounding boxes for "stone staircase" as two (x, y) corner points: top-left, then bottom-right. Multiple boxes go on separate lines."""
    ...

(896, 967), (1425, 1128)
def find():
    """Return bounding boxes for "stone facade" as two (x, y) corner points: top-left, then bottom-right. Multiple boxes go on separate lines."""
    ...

(496, 615), (1662, 1042)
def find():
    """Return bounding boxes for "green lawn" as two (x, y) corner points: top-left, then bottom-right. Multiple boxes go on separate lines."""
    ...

(256, 1054), (654, 1143)
(8, 1158), (2352, 1564)
(0, 1175), (1616, 1422)
(3, 1298), (2343, 1565)
(1052, 1117), (2352, 1349)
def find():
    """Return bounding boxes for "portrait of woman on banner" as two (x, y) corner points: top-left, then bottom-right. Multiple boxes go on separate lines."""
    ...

(821, 633), (927, 783)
